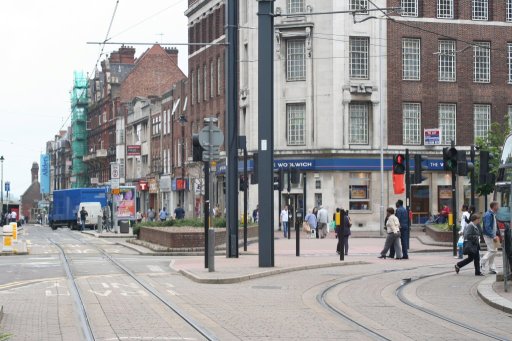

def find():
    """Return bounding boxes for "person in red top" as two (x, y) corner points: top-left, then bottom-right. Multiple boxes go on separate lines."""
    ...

(440, 205), (450, 224)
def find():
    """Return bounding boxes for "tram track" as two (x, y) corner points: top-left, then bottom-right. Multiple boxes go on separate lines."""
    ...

(50, 233), (218, 341)
(317, 265), (510, 341)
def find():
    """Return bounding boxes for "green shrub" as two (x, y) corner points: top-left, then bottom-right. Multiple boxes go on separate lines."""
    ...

(0, 331), (11, 341)
(133, 217), (230, 230)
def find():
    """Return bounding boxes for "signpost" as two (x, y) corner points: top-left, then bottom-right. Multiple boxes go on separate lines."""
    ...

(199, 117), (224, 270)
(111, 162), (120, 232)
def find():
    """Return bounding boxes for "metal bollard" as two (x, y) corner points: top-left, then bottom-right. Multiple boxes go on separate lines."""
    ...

(208, 228), (215, 272)
(97, 216), (102, 233)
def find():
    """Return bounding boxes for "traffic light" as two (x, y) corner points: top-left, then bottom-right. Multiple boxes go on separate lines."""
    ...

(393, 154), (405, 174)
(413, 154), (428, 184)
(223, 180), (226, 194)
(443, 147), (457, 171)
(239, 176), (247, 191)
(273, 169), (284, 191)
(290, 168), (300, 184)
(251, 153), (258, 184)
(192, 134), (204, 162)
(479, 151), (493, 184)
(456, 150), (474, 176)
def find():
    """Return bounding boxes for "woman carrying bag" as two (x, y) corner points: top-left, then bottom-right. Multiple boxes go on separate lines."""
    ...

(455, 214), (484, 276)
(378, 207), (402, 259)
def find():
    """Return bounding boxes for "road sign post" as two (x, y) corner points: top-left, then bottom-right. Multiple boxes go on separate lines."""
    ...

(110, 162), (120, 233)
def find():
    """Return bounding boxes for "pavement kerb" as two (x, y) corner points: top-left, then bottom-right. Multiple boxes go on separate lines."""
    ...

(174, 260), (369, 284)
(477, 276), (512, 315)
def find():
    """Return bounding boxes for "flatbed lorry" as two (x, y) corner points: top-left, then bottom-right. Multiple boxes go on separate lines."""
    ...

(49, 188), (108, 230)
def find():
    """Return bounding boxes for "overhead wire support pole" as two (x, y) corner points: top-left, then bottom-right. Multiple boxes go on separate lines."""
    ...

(258, 0), (275, 267)
(226, 0), (239, 258)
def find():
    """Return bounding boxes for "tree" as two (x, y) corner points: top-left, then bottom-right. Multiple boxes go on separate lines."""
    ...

(474, 119), (510, 196)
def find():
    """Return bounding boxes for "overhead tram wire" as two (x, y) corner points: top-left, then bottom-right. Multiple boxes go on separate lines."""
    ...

(86, 41), (227, 46)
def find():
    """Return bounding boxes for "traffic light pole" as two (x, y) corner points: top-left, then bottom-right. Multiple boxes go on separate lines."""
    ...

(204, 161), (209, 268)
(470, 145), (475, 207)
(243, 139), (248, 252)
(405, 149), (411, 227)
(451, 141), (458, 257)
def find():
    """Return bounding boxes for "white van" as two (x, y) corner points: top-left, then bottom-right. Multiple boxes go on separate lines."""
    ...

(77, 202), (103, 229)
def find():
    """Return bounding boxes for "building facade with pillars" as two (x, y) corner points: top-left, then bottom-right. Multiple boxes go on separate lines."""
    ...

(387, 0), (512, 219)
(241, 0), (390, 230)
(186, 0), (226, 216)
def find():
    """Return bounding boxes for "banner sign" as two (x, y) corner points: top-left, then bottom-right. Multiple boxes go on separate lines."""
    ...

(40, 154), (50, 194)
(114, 186), (136, 219)
(424, 128), (442, 145)
(127, 145), (141, 156)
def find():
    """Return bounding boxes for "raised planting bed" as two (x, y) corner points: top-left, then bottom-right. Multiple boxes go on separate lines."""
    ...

(139, 225), (259, 249)
(425, 224), (457, 242)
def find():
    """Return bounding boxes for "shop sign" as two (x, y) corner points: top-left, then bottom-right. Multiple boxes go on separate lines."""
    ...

(160, 176), (171, 192)
(149, 178), (158, 193)
(127, 145), (141, 156)
(424, 128), (441, 145)
(139, 180), (149, 191)
(439, 187), (452, 199)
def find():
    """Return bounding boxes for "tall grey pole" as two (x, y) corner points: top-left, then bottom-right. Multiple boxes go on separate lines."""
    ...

(258, 0), (275, 267)
(225, 0), (239, 258)
(470, 145), (475, 206)
(0, 156), (3, 216)
(204, 161), (209, 268)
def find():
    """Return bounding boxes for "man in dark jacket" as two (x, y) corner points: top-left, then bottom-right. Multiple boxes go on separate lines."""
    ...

(395, 200), (410, 259)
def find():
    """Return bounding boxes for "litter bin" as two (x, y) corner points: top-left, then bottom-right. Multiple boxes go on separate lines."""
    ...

(119, 221), (129, 234)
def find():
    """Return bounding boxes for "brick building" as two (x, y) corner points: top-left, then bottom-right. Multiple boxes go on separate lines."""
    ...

(186, 0), (226, 214)
(387, 0), (512, 218)
(20, 162), (41, 223)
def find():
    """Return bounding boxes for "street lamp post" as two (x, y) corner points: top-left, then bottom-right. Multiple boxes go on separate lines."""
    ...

(179, 115), (187, 207)
(0, 156), (4, 218)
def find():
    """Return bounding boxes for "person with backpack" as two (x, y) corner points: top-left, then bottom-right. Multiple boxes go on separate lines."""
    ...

(337, 209), (352, 256)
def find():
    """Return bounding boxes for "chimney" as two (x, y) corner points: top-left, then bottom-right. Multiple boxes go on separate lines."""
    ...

(109, 51), (120, 64)
(119, 46), (136, 64)
(164, 47), (178, 65)
(31, 162), (39, 183)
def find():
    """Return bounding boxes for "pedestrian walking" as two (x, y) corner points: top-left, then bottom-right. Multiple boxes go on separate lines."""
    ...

(379, 207), (402, 259)
(280, 205), (289, 238)
(342, 210), (352, 255)
(79, 206), (88, 231)
(335, 209), (351, 255)
(136, 211), (143, 223)
(147, 208), (155, 222)
(480, 201), (500, 275)
(395, 200), (409, 259)
(159, 207), (168, 221)
(304, 208), (317, 237)
(313, 207), (319, 238)
(457, 204), (471, 259)
(10, 210), (17, 223)
(317, 206), (329, 239)
(455, 213), (485, 276)
(174, 203), (185, 220)
(252, 205), (259, 223)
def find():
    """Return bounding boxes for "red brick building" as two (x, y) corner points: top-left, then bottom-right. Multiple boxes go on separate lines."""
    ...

(387, 0), (512, 214)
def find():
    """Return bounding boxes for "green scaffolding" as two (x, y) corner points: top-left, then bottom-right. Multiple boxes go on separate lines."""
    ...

(71, 71), (89, 188)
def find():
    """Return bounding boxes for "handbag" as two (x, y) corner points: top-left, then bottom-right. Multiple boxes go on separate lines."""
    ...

(463, 239), (477, 255)
(302, 221), (311, 233)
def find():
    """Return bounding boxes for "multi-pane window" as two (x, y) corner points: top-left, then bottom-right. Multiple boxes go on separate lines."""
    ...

(349, 103), (369, 144)
(210, 61), (214, 98)
(438, 40), (456, 82)
(197, 68), (201, 103)
(437, 0), (454, 19)
(217, 57), (222, 95)
(286, 39), (306, 81)
(508, 44), (512, 84)
(474, 104), (491, 140)
(286, 103), (305, 145)
(507, 0), (512, 22)
(203, 65), (207, 101)
(439, 104), (456, 144)
(508, 105), (512, 129)
(287, 0), (304, 14)
(350, 0), (368, 14)
(403, 103), (421, 145)
(472, 0), (488, 20)
(401, 0), (418, 17)
(349, 37), (369, 79)
(191, 71), (195, 104)
(473, 42), (490, 83)
(402, 38), (421, 80)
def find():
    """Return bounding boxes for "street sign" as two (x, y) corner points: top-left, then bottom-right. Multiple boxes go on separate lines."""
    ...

(4, 181), (10, 192)
(111, 178), (120, 190)
(111, 163), (120, 179)
(198, 125), (224, 148)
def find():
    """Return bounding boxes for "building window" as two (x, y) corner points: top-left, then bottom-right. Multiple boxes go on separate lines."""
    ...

(403, 103), (421, 145)
(508, 0), (512, 22)
(349, 172), (371, 211)
(401, 0), (418, 17)
(349, 103), (369, 145)
(191, 70), (195, 104)
(287, 0), (304, 14)
(315, 179), (321, 189)
(402, 38), (420, 80)
(314, 193), (322, 207)
(197, 68), (201, 103)
(473, 42), (490, 83)
(286, 39), (306, 81)
(474, 104), (491, 141)
(438, 40), (456, 82)
(350, 0), (368, 14)
(439, 104), (456, 145)
(508, 105), (512, 129)
(286, 103), (305, 145)
(349, 37), (369, 80)
(217, 57), (222, 96)
(437, 0), (454, 19)
(508, 44), (512, 84)
(210, 61), (214, 98)
(472, 0), (488, 20)
(203, 65), (207, 101)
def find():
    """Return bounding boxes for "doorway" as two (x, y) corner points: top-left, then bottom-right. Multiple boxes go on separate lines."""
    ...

(411, 185), (430, 224)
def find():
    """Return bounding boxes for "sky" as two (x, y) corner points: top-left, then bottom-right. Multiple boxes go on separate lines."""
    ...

(0, 0), (189, 199)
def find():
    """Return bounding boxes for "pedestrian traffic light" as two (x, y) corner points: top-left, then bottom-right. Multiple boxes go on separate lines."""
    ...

(393, 154), (405, 174)
(443, 147), (457, 171)
(479, 151), (494, 184)
(413, 154), (428, 184)
(290, 168), (300, 184)
(192, 134), (204, 162)
(273, 169), (284, 191)
(239, 176), (247, 191)
(251, 153), (258, 184)
(456, 150), (474, 176)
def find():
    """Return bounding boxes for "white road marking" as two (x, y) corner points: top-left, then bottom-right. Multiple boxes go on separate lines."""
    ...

(89, 289), (112, 297)
(166, 289), (179, 296)
(120, 290), (148, 297)
(147, 265), (164, 272)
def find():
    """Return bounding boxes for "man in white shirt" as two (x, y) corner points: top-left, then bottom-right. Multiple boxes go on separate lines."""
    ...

(280, 205), (289, 238)
(10, 210), (17, 222)
(317, 206), (329, 238)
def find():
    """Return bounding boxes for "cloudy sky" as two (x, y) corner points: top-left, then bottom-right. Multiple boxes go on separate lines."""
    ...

(0, 0), (188, 199)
